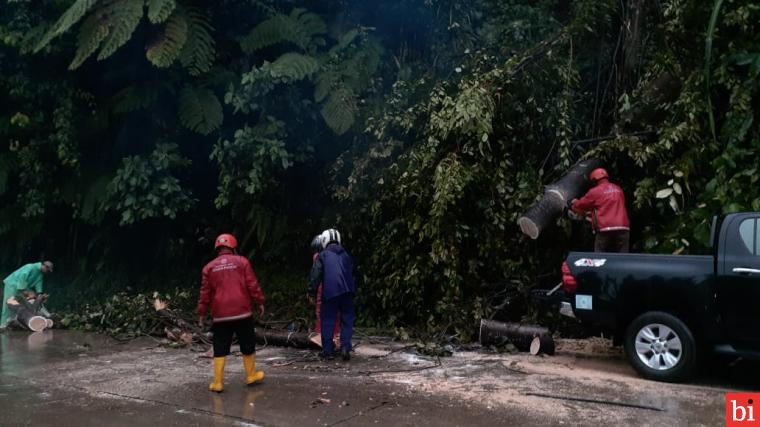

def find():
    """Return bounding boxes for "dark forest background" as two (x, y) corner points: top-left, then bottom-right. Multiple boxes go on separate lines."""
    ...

(1, 0), (757, 338)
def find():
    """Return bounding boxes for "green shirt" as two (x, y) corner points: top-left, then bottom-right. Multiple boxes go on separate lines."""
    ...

(3, 262), (44, 295)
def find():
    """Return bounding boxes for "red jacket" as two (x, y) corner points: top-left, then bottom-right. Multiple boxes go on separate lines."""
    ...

(572, 180), (630, 232)
(197, 253), (265, 322)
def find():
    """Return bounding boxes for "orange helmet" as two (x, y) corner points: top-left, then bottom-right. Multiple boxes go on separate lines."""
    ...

(214, 233), (238, 250)
(589, 168), (609, 182)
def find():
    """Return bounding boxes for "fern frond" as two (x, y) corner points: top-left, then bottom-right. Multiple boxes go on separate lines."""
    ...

(111, 85), (159, 113)
(96, 0), (143, 60)
(314, 69), (339, 102)
(147, 0), (176, 24)
(270, 52), (319, 81)
(178, 7), (215, 76)
(20, 24), (51, 55)
(178, 87), (223, 135)
(341, 38), (383, 91)
(70, 12), (110, 69)
(250, 0), (277, 17)
(146, 10), (188, 68)
(35, 0), (98, 52)
(329, 28), (360, 54)
(320, 87), (356, 135)
(68, 0), (144, 69)
(240, 7), (326, 53)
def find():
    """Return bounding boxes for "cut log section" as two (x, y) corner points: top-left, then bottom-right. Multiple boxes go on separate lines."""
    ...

(479, 319), (554, 353)
(530, 335), (556, 356)
(518, 158), (602, 239)
(7, 296), (51, 331)
(16, 310), (48, 332)
(255, 329), (321, 350)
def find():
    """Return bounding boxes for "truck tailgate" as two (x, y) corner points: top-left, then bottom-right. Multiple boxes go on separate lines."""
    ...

(565, 252), (716, 333)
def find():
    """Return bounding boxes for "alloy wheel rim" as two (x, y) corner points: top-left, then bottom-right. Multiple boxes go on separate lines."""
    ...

(634, 323), (683, 371)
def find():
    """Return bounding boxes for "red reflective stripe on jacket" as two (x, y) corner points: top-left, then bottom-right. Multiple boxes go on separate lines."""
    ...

(197, 254), (265, 322)
(572, 181), (630, 232)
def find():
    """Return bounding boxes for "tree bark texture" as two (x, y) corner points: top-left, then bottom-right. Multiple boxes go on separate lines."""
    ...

(479, 319), (554, 353)
(255, 329), (321, 350)
(518, 158), (602, 239)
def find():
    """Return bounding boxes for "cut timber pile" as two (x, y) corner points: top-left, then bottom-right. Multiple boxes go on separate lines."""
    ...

(517, 158), (602, 239)
(479, 319), (555, 355)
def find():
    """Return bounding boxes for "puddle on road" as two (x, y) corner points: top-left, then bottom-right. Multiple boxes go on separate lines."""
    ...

(0, 330), (131, 376)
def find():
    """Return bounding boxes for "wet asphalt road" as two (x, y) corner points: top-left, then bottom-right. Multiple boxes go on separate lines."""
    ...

(0, 330), (525, 426)
(0, 330), (757, 426)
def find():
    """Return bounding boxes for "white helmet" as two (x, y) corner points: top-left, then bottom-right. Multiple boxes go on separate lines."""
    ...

(320, 228), (341, 248)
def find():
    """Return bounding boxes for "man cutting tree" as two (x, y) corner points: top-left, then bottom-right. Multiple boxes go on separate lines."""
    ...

(570, 168), (630, 253)
(1, 261), (54, 329)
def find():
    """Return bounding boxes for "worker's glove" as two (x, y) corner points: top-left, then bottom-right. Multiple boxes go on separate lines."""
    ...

(568, 210), (583, 221)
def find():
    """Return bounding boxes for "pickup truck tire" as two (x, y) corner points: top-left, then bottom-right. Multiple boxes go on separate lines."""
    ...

(624, 311), (697, 382)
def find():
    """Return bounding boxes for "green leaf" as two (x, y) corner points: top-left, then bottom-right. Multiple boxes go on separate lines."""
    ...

(320, 88), (356, 135)
(146, 11), (188, 68)
(178, 87), (223, 135)
(270, 52), (320, 81)
(724, 203), (743, 214)
(655, 188), (673, 199)
(147, 0), (176, 24)
(178, 7), (216, 75)
(240, 8), (326, 53)
(35, 0), (98, 52)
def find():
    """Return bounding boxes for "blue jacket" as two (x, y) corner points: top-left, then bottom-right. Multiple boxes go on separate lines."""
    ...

(308, 244), (356, 300)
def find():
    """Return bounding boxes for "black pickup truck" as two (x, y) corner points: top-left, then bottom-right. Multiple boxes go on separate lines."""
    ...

(559, 212), (760, 382)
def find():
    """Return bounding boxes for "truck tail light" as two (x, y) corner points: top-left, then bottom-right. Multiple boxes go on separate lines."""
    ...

(561, 261), (577, 294)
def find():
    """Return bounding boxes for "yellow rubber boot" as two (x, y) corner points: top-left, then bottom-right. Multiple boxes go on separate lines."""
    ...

(209, 357), (225, 392)
(243, 354), (265, 385)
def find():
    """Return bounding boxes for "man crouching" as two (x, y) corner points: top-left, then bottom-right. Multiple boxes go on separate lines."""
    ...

(198, 233), (266, 392)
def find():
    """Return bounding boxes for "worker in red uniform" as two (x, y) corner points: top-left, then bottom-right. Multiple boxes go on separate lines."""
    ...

(570, 168), (631, 252)
(197, 233), (266, 392)
(309, 234), (339, 347)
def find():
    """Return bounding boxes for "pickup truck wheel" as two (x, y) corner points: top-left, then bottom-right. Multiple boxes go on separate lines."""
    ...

(624, 311), (697, 382)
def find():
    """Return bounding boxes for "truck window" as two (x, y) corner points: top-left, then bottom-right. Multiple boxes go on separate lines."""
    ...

(739, 218), (757, 255)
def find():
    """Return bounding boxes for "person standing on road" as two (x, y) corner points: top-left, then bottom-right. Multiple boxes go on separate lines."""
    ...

(308, 234), (340, 348)
(197, 234), (266, 392)
(307, 229), (356, 361)
(570, 168), (631, 252)
(1, 261), (54, 329)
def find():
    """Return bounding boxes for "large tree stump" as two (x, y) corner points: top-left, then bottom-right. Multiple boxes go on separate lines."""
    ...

(479, 319), (554, 353)
(518, 158), (602, 239)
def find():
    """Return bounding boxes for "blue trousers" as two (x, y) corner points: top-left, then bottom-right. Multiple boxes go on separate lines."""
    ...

(320, 293), (355, 355)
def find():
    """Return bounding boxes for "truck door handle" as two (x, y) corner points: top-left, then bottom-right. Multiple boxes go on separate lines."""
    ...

(732, 267), (760, 275)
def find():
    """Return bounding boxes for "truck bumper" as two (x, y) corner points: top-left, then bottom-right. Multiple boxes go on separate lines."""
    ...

(559, 301), (575, 318)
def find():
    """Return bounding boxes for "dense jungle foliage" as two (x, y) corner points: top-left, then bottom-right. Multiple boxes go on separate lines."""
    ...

(1, 0), (758, 339)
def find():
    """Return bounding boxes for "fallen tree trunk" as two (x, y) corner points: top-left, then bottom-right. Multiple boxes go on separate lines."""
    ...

(255, 329), (321, 350)
(479, 319), (554, 353)
(530, 335), (556, 356)
(518, 158), (602, 239)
